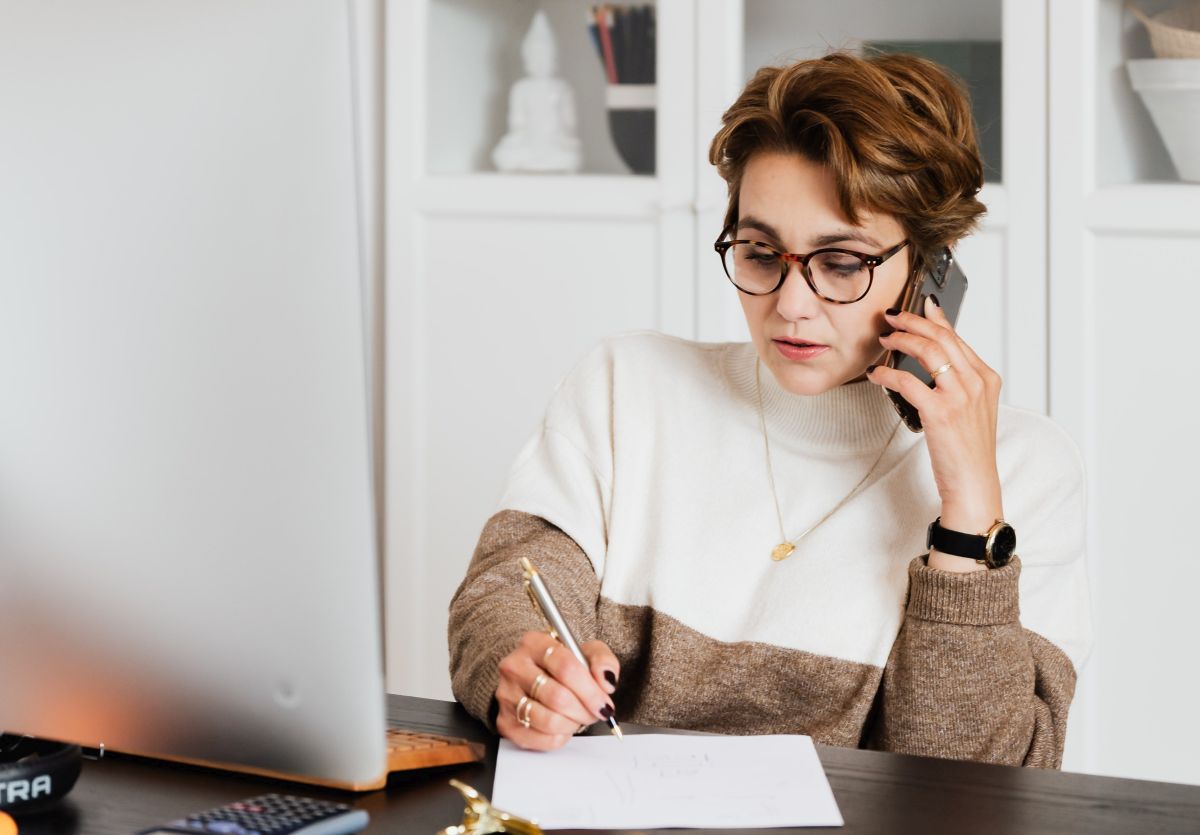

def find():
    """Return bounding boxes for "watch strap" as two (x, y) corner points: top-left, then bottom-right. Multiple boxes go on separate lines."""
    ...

(926, 516), (987, 559)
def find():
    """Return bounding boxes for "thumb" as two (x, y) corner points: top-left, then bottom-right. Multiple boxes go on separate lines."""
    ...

(581, 639), (621, 695)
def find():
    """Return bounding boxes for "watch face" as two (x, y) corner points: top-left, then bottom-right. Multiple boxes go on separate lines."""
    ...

(990, 524), (1017, 566)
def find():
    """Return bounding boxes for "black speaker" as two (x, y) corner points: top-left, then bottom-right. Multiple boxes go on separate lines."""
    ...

(0, 735), (82, 814)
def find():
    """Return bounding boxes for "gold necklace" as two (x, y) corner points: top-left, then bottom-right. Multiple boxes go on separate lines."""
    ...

(756, 358), (902, 561)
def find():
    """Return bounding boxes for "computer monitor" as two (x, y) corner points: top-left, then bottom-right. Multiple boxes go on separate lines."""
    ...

(0, 0), (389, 787)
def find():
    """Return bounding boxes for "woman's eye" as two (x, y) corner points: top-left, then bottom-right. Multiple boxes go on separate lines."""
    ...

(742, 251), (776, 265)
(817, 256), (864, 275)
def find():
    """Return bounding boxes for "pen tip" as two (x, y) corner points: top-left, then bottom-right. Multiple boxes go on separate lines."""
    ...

(611, 721), (623, 741)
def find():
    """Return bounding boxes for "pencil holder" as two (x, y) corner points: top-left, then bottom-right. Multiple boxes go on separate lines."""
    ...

(605, 84), (655, 175)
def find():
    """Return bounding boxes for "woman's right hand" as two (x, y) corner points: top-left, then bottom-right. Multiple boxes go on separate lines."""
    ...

(494, 630), (620, 751)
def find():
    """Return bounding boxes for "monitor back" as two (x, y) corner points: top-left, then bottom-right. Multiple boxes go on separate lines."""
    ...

(0, 0), (386, 785)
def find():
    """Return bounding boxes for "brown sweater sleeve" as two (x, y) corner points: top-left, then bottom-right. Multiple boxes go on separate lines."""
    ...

(867, 555), (1077, 767)
(447, 509), (602, 734)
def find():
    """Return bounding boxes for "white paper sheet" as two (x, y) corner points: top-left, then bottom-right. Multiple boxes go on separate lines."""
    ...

(491, 733), (844, 830)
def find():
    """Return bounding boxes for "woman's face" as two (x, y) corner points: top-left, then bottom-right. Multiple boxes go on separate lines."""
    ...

(734, 151), (912, 395)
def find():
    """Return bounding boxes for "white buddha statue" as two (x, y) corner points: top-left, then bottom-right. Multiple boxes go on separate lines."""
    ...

(492, 10), (582, 173)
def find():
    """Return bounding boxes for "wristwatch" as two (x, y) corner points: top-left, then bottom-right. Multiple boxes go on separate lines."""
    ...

(926, 517), (1017, 568)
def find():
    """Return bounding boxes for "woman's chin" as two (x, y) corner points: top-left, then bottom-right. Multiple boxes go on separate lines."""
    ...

(763, 353), (844, 396)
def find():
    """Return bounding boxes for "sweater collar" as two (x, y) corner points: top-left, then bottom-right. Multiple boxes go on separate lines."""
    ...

(723, 341), (904, 453)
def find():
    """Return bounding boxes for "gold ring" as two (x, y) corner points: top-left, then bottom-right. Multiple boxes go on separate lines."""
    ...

(516, 695), (533, 728)
(542, 644), (556, 664)
(930, 361), (953, 380)
(530, 673), (548, 700)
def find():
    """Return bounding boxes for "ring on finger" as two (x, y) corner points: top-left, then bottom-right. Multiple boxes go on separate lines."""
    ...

(516, 695), (534, 728)
(530, 672), (548, 701)
(930, 361), (953, 380)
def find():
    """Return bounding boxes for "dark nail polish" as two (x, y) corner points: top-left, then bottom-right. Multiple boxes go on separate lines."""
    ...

(885, 307), (900, 316)
(879, 329), (894, 337)
(867, 364), (877, 373)
(604, 670), (617, 688)
(929, 293), (940, 307)
(599, 704), (614, 720)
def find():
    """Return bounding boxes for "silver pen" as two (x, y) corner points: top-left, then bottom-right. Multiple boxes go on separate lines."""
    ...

(519, 556), (623, 740)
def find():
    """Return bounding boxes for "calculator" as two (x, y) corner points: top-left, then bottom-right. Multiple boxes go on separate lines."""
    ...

(136, 793), (369, 835)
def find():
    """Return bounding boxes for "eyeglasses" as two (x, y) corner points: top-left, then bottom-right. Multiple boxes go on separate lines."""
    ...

(713, 227), (909, 304)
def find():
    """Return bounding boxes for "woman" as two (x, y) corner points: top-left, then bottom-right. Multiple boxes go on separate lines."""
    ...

(448, 51), (1091, 768)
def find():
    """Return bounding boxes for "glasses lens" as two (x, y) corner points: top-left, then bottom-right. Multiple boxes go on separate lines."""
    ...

(723, 242), (781, 294)
(808, 250), (871, 302)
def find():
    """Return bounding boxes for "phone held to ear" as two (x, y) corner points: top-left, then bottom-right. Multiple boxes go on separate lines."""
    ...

(884, 246), (968, 433)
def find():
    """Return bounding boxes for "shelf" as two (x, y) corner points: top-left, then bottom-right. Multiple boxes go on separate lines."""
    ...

(1085, 183), (1200, 234)
(414, 173), (663, 219)
(1095, 0), (1188, 187)
(425, 0), (657, 177)
(743, 0), (1005, 182)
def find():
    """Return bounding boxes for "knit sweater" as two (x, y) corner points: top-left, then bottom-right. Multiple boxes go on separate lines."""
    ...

(448, 330), (1092, 767)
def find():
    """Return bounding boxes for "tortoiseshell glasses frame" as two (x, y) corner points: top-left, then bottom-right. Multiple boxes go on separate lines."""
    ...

(713, 225), (910, 304)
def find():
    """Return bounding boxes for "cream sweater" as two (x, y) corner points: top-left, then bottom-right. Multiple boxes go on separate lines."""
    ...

(449, 330), (1092, 766)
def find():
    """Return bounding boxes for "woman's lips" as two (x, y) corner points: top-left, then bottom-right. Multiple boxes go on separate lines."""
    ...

(774, 339), (829, 361)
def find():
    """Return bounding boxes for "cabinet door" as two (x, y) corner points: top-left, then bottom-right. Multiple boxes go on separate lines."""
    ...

(386, 0), (698, 700)
(1050, 0), (1200, 788)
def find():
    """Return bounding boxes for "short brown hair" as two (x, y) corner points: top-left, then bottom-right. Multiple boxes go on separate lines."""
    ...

(709, 50), (986, 268)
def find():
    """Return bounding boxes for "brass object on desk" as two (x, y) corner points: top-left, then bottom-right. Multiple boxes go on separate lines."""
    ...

(436, 778), (543, 835)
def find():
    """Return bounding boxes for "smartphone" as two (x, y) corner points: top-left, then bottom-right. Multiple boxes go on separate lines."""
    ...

(884, 246), (968, 432)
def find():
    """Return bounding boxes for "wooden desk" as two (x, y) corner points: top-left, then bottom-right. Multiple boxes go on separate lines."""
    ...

(12, 694), (1200, 834)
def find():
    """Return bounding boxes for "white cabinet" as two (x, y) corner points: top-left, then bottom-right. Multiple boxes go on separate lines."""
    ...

(1049, 0), (1200, 786)
(385, 0), (699, 713)
(384, 0), (1200, 786)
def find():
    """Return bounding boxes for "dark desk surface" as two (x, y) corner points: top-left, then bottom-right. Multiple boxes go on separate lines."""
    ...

(13, 694), (1200, 834)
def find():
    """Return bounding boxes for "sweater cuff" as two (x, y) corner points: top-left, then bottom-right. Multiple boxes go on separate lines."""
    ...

(457, 638), (511, 735)
(905, 555), (1021, 626)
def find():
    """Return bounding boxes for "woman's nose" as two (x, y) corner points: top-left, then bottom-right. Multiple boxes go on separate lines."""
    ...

(774, 262), (823, 321)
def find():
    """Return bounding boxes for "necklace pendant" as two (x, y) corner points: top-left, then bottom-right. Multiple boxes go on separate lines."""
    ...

(771, 542), (795, 561)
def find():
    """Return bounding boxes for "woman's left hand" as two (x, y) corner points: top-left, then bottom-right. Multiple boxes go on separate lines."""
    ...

(867, 295), (1004, 567)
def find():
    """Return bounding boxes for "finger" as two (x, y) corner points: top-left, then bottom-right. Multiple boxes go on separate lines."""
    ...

(498, 639), (594, 727)
(866, 363), (936, 412)
(918, 296), (1002, 395)
(884, 306), (967, 369)
(496, 675), (583, 738)
(920, 294), (967, 343)
(582, 639), (621, 695)
(495, 706), (570, 752)
(526, 632), (614, 722)
(523, 655), (595, 727)
(879, 330), (963, 389)
(924, 295), (992, 377)
(923, 293), (953, 329)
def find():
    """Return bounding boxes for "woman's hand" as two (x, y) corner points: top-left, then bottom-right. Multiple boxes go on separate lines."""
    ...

(867, 295), (1004, 571)
(494, 630), (620, 751)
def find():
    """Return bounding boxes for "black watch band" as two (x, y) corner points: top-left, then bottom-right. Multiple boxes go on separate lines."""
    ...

(926, 517), (1017, 568)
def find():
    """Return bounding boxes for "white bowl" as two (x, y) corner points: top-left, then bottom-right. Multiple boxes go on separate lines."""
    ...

(1127, 59), (1200, 182)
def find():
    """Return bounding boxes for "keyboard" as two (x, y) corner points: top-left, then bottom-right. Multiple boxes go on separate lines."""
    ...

(384, 727), (485, 773)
